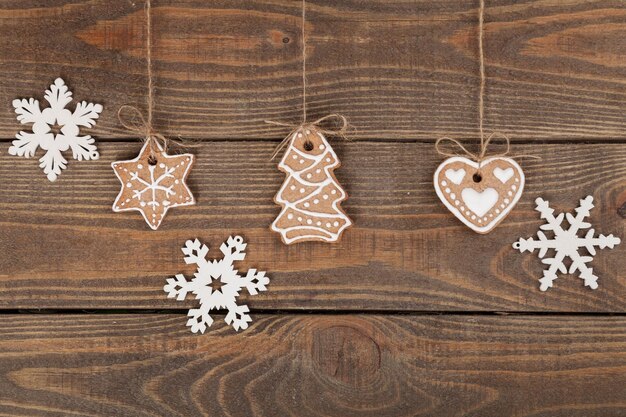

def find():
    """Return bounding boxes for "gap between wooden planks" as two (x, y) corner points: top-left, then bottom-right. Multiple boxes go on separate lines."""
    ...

(0, 141), (624, 312)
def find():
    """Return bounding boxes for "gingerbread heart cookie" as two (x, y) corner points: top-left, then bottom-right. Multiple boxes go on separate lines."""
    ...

(434, 156), (524, 233)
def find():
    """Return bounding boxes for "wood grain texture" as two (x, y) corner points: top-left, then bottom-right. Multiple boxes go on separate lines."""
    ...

(0, 314), (623, 417)
(1, 1), (624, 413)
(0, 0), (147, 139)
(1, 0), (626, 140)
(0, 141), (624, 311)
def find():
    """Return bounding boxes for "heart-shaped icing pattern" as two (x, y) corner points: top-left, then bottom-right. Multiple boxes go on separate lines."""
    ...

(434, 156), (525, 233)
(445, 168), (466, 185)
(461, 188), (498, 217)
(493, 167), (514, 184)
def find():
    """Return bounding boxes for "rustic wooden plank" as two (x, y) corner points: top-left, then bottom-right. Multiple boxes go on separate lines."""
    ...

(2, 0), (626, 140)
(0, 141), (624, 311)
(0, 0), (147, 139)
(0, 313), (623, 416)
(306, 0), (626, 140)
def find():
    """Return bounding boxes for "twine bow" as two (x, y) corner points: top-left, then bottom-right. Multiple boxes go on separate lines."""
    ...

(435, 131), (539, 170)
(434, 0), (539, 169)
(117, 105), (169, 156)
(266, 114), (350, 160)
(436, 131), (509, 164)
(115, 0), (200, 158)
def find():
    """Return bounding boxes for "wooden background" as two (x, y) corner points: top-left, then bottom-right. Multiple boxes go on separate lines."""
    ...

(0, 0), (625, 415)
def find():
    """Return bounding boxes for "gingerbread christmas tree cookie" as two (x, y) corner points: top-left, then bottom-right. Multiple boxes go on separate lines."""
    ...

(272, 126), (351, 244)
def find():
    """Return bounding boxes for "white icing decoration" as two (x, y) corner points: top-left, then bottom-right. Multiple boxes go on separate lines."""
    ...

(444, 168), (466, 185)
(461, 188), (498, 217)
(493, 167), (514, 183)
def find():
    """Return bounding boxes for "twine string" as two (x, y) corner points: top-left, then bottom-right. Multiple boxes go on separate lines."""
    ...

(436, 133), (540, 167)
(145, 0), (154, 132)
(478, 0), (485, 146)
(117, 0), (167, 157)
(266, 0), (350, 160)
(435, 0), (538, 168)
(117, 105), (170, 156)
(301, 0), (307, 123)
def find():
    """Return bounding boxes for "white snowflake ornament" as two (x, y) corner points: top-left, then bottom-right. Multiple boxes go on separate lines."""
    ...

(10, 78), (103, 181)
(513, 196), (620, 291)
(164, 236), (269, 333)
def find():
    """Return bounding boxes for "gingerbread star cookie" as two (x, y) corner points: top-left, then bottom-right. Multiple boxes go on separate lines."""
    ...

(112, 141), (195, 230)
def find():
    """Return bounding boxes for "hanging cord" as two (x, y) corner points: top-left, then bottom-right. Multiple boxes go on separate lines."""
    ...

(266, 0), (350, 160)
(118, 0), (173, 157)
(301, 0), (307, 124)
(436, 0), (538, 166)
(477, 0), (486, 146)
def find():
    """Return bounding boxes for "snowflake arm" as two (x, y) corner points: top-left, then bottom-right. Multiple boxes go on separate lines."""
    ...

(539, 251), (567, 291)
(130, 171), (152, 189)
(72, 101), (103, 128)
(220, 235), (247, 264)
(182, 239), (210, 267)
(578, 230), (621, 256)
(225, 302), (252, 331)
(598, 233), (621, 249)
(187, 304), (214, 334)
(67, 135), (100, 161)
(164, 274), (195, 300)
(536, 198), (565, 234)
(45, 78), (73, 111)
(513, 230), (558, 257)
(576, 265), (599, 290)
(565, 196), (594, 235)
(241, 268), (269, 295)
(9, 131), (43, 158)
(13, 98), (42, 125)
(39, 148), (68, 182)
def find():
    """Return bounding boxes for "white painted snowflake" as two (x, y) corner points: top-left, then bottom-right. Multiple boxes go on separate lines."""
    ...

(10, 78), (103, 181)
(164, 236), (269, 333)
(513, 196), (620, 291)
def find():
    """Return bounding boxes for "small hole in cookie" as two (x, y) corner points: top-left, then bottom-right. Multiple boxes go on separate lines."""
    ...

(473, 173), (482, 183)
(303, 140), (314, 151)
(148, 155), (158, 166)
